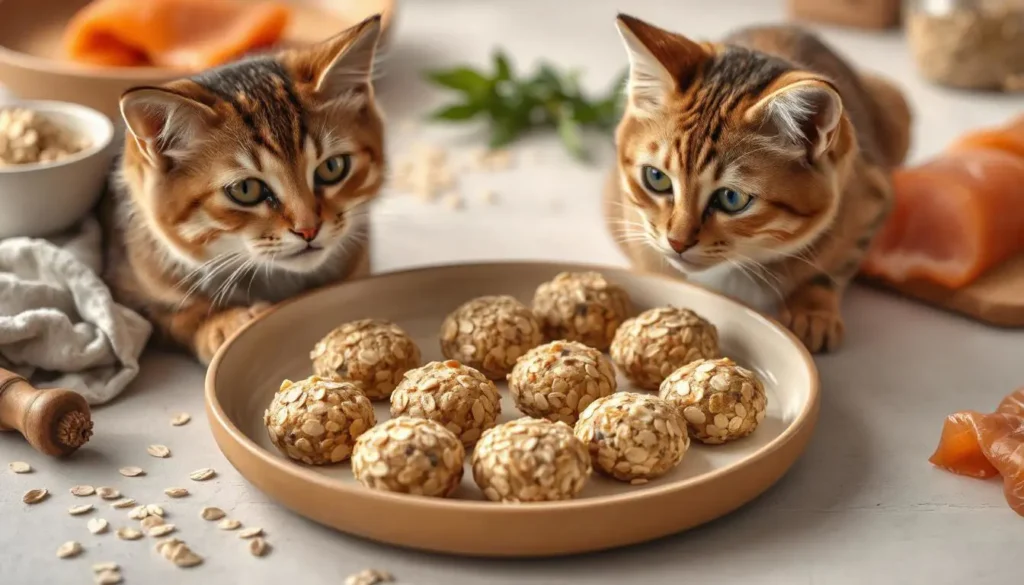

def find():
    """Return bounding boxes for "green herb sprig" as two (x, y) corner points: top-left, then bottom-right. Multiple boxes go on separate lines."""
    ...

(425, 51), (627, 161)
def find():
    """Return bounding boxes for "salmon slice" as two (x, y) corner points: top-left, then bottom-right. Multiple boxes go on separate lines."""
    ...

(949, 115), (1024, 161)
(862, 147), (1024, 289)
(64, 0), (292, 70)
(929, 389), (1024, 517)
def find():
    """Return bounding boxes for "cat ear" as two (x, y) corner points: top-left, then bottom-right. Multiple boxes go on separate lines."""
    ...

(745, 77), (844, 161)
(615, 14), (706, 115)
(312, 14), (383, 99)
(119, 85), (218, 164)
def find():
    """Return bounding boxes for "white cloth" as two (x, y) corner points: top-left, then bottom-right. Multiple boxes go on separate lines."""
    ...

(0, 217), (151, 405)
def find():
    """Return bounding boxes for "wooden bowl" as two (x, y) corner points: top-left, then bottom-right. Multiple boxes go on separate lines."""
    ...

(0, 0), (397, 122)
(205, 262), (821, 557)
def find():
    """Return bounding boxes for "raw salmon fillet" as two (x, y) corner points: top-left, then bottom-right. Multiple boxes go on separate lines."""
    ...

(949, 114), (1024, 161)
(64, 0), (292, 70)
(929, 388), (1024, 517)
(861, 147), (1024, 289)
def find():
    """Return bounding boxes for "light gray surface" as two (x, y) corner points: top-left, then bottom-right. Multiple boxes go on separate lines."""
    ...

(3, 1), (1023, 584)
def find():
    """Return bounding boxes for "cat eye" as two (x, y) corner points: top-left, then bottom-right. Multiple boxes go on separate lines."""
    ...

(641, 165), (673, 195)
(314, 154), (351, 186)
(225, 178), (272, 206)
(712, 187), (753, 214)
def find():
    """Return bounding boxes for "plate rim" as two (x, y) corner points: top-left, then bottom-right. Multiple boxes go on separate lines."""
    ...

(205, 260), (820, 515)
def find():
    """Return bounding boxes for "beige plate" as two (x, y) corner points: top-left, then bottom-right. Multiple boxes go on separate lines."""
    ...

(205, 262), (821, 557)
(0, 0), (397, 121)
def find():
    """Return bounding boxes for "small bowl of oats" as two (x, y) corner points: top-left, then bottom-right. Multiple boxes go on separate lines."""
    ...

(0, 100), (115, 238)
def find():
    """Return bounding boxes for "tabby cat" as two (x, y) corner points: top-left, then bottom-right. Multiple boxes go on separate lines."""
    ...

(605, 14), (912, 353)
(103, 15), (385, 364)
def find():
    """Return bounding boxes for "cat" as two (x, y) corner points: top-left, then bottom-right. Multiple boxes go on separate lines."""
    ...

(605, 14), (912, 353)
(102, 15), (386, 364)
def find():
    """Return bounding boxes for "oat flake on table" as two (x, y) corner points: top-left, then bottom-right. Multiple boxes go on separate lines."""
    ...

(8, 461), (31, 473)
(111, 498), (135, 509)
(69, 504), (94, 515)
(147, 444), (171, 458)
(238, 527), (263, 539)
(88, 518), (109, 534)
(345, 568), (395, 585)
(149, 523), (176, 537)
(116, 527), (143, 540)
(170, 413), (191, 426)
(249, 537), (271, 557)
(189, 467), (216, 481)
(200, 506), (225, 521)
(96, 487), (120, 500)
(218, 518), (241, 530)
(70, 484), (96, 497)
(22, 488), (48, 504)
(164, 487), (189, 498)
(92, 562), (119, 573)
(118, 466), (144, 477)
(94, 570), (123, 585)
(56, 540), (82, 559)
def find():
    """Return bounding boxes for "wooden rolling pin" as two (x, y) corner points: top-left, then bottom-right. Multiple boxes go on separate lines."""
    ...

(0, 368), (93, 456)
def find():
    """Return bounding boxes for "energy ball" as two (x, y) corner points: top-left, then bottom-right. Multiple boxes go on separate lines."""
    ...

(574, 392), (689, 483)
(610, 306), (720, 390)
(310, 319), (421, 401)
(471, 417), (592, 503)
(531, 271), (632, 351)
(390, 360), (501, 447)
(263, 376), (376, 465)
(659, 357), (768, 445)
(439, 295), (544, 379)
(352, 418), (465, 498)
(507, 340), (617, 425)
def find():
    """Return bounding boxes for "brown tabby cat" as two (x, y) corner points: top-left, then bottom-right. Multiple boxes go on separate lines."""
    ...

(605, 14), (912, 353)
(103, 15), (385, 364)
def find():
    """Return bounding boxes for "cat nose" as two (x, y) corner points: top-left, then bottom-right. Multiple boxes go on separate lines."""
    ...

(667, 237), (696, 254)
(291, 225), (320, 242)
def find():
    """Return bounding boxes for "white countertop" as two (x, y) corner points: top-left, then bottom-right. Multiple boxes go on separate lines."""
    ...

(3, 1), (1023, 584)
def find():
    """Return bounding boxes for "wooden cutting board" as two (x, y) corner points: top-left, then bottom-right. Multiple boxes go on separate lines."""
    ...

(857, 254), (1024, 327)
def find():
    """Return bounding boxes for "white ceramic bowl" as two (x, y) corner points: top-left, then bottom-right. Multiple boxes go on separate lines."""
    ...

(0, 99), (116, 239)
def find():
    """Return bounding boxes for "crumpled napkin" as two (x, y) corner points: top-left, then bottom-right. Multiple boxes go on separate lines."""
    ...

(0, 217), (151, 405)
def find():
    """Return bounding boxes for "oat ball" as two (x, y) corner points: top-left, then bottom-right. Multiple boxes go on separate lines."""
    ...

(531, 271), (633, 351)
(310, 319), (421, 401)
(574, 392), (689, 483)
(263, 376), (376, 465)
(390, 360), (501, 447)
(439, 295), (544, 379)
(609, 306), (720, 390)
(507, 340), (617, 425)
(471, 417), (592, 503)
(352, 417), (465, 498)
(659, 357), (768, 445)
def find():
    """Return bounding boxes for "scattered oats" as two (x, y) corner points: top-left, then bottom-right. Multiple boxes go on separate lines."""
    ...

(148, 523), (177, 537)
(157, 538), (204, 568)
(164, 487), (189, 498)
(56, 540), (82, 559)
(170, 412), (191, 426)
(71, 484), (96, 497)
(22, 488), (48, 504)
(69, 504), (94, 515)
(249, 537), (270, 557)
(8, 461), (31, 473)
(442, 192), (463, 210)
(218, 518), (241, 530)
(238, 527), (263, 539)
(118, 466), (144, 477)
(146, 504), (164, 517)
(94, 570), (122, 585)
(610, 306), (720, 390)
(92, 562), (119, 573)
(88, 518), (109, 534)
(147, 444), (171, 458)
(345, 568), (394, 585)
(200, 506), (225, 521)
(189, 467), (216, 481)
(141, 515), (165, 530)
(439, 295), (544, 379)
(96, 487), (120, 500)
(116, 527), (143, 541)
(128, 505), (149, 520)
(111, 498), (135, 509)
(508, 340), (617, 425)
(532, 271), (634, 352)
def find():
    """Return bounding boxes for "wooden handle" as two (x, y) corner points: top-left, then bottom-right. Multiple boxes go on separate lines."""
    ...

(0, 368), (93, 457)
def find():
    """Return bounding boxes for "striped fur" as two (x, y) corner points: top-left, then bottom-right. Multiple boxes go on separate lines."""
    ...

(607, 15), (911, 353)
(103, 16), (385, 364)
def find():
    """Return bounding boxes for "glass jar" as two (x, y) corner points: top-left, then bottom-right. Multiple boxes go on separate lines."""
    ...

(905, 0), (1024, 91)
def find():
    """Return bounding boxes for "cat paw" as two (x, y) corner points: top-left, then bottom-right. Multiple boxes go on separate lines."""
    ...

(779, 305), (845, 354)
(194, 303), (273, 364)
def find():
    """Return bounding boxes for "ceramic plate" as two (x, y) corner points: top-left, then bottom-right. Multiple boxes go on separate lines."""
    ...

(205, 262), (820, 557)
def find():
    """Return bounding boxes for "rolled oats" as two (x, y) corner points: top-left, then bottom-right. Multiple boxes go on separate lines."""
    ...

(111, 498), (136, 509)
(56, 540), (83, 559)
(311, 319), (422, 401)
(352, 417), (465, 497)
(92, 562), (119, 573)
(94, 570), (122, 585)
(238, 527), (263, 539)
(249, 537), (270, 557)
(218, 518), (241, 530)
(157, 538), (204, 567)
(508, 340), (617, 425)
(128, 505), (150, 520)
(263, 376), (376, 465)
(69, 504), (94, 515)
(189, 468), (216, 481)
(610, 306), (720, 390)
(659, 357), (768, 445)
(200, 506), (226, 521)
(575, 392), (689, 481)
(531, 271), (633, 351)
(118, 466), (144, 477)
(164, 487), (189, 498)
(345, 568), (394, 585)
(170, 413), (191, 426)
(149, 523), (177, 537)
(71, 485), (96, 497)
(96, 487), (120, 500)
(0, 107), (89, 167)
(8, 461), (31, 473)
(471, 417), (591, 503)
(115, 527), (143, 541)
(389, 360), (501, 447)
(439, 295), (544, 379)
(147, 444), (171, 458)
(88, 518), (109, 534)
(22, 488), (48, 504)
(140, 515), (165, 530)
